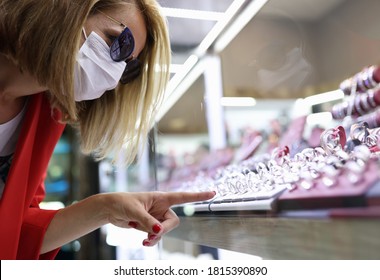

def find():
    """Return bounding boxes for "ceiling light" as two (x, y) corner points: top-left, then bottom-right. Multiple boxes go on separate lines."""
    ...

(165, 54), (199, 97)
(214, 0), (269, 53)
(303, 90), (344, 106)
(161, 7), (223, 21)
(156, 55), (204, 122)
(195, 0), (246, 56)
(169, 63), (183, 74)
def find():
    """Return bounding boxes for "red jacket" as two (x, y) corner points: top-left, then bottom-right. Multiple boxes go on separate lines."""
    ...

(0, 93), (66, 259)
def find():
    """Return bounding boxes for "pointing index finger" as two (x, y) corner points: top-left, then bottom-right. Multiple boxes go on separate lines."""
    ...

(165, 191), (216, 206)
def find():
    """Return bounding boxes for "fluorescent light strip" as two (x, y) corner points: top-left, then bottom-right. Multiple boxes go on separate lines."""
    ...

(214, 0), (269, 53)
(303, 89), (344, 106)
(220, 97), (257, 107)
(161, 7), (223, 21)
(165, 55), (199, 95)
(169, 63), (183, 74)
(195, 0), (246, 56)
(156, 55), (202, 122)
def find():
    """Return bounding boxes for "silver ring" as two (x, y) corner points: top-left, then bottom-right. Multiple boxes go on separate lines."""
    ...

(367, 66), (378, 88)
(320, 128), (342, 155)
(360, 93), (371, 111)
(368, 90), (377, 107)
(340, 78), (352, 95)
(356, 73), (366, 92)
(354, 95), (365, 116)
(371, 127), (380, 136)
(361, 69), (371, 89)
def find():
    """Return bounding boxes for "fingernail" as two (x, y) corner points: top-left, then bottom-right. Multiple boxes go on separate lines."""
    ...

(149, 234), (158, 241)
(152, 224), (162, 234)
(143, 240), (150, 246)
(128, 221), (138, 228)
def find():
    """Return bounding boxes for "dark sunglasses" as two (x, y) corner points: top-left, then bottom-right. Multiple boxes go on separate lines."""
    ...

(99, 11), (142, 84)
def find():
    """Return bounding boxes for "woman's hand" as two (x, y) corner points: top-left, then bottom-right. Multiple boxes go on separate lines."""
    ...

(104, 191), (216, 246)
(42, 190), (215, 254)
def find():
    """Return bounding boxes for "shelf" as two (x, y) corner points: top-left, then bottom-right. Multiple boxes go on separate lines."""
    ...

(166, 210), (380, 259)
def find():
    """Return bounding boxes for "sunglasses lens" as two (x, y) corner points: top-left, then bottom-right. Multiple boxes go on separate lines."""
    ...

(110, 27), (135, 62)
(120, 58), (141, 84)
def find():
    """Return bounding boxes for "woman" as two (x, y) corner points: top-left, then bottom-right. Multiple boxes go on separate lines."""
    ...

(0, 0), (215, 259)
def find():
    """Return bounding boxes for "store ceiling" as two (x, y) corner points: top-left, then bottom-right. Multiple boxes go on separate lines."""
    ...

(158, 0), (346, 52)
(156, 0), (380, 134)
(158, 0), (234, 52)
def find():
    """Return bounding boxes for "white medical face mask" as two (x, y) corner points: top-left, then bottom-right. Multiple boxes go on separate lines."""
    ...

(74, 30), (126, 101)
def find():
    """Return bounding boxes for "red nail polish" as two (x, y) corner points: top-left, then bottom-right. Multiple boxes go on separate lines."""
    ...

(152, 224), (162, 234)
(149, 234), (158, 241)
(128, 221), (138, 228)
(143, 240), (150, 246)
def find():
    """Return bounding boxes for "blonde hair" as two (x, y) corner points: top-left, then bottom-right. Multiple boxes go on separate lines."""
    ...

(0, 0), (171, 165)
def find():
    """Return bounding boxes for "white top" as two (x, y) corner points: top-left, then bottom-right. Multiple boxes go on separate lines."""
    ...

(0, 104), (26, 156)
(0, 104), (27, 198)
